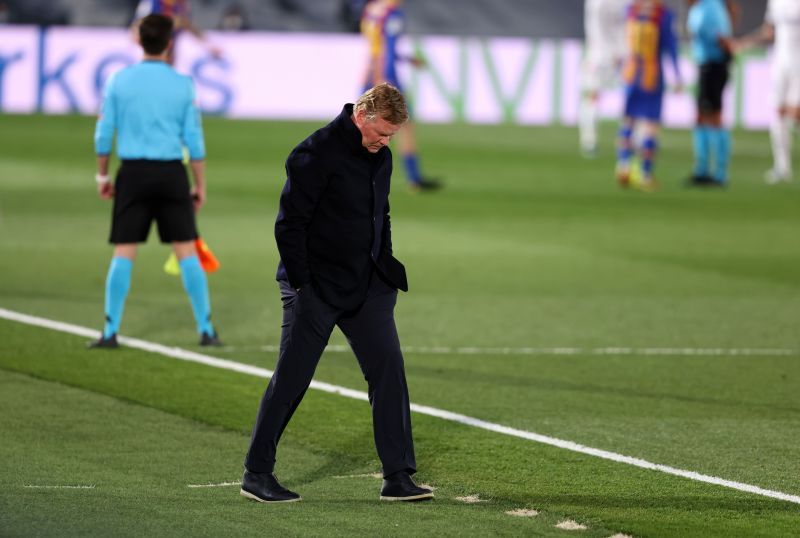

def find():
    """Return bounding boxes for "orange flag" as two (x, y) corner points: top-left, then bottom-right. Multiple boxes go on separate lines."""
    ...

(195, 237), (220, 273)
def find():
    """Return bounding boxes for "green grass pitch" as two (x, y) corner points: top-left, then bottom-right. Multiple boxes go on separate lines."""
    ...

(0, 113), (799, 537)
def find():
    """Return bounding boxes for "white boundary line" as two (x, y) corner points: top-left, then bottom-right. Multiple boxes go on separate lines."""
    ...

(1, 307), (798, 506)
(24, 485), (95, 489)
(222, 344), (798, 357)
(187, 481), (240, 488)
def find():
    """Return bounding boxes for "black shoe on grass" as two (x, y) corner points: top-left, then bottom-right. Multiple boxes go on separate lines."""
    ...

(87, 333), (119, 349)
(199, 331), (223, 347)
(240, 470), (301, 503)
(379, 471), (434, 501)
(409, 178), (443, 193)
(687, 174), (718, 187)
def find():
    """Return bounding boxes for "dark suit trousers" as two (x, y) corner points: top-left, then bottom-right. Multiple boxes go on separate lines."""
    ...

(244, 273), (417, 477)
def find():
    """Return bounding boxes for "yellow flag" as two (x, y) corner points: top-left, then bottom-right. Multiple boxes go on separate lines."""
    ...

(163, 252), (181, 276)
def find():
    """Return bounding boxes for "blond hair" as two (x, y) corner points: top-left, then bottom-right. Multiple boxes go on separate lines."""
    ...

(354, 83), (409, 126)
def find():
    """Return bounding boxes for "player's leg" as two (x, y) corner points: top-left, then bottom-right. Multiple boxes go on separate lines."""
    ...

(629, 88), (665, 191)
(397, 121), (420, 180)
(776, 71), (800, 181)
(172, 240), (218, 343)
(691, 63), (713, 182)
(90, 162), (150, 348)
(397, 121), (440, 192)
(392, 83), (440, 192)
(245, 282), (338, 475)
(793, 106), (800, 170)
(707, 109), (731, 185)
(95, 244), (137, 344)
(768, 108), (794, 183)
(707, 62), (731, 185)
(154, 161), (218, 343)
(579, 54), (609, 158)
(692, 115), (712, 181)
(766, 67), (793, 183)
(580, 89), (600, 157)
(616, 114), (635, 187)
(639, 120), (660, 190)
(337, 274), (417, 479)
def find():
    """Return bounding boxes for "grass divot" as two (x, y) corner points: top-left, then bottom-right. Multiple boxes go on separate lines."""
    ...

(454, 494), (485, 504)
(505, 508), (539, 517)
(556, 519), (588, 530)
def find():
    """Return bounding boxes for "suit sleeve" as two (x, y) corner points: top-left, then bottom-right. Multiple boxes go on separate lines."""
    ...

(274, 147), (328, 289)
(380, 152), (393, 256)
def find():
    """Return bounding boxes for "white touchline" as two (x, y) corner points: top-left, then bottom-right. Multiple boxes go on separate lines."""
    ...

(187, 482), (240, 488)
(24, 485), (95, 489)
(242, 344), (796, 357)
(1, 307), (798, 506)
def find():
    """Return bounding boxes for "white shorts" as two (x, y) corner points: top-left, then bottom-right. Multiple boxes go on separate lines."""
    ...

(582, 54), (623, 93)
(772, 62), (800, 109)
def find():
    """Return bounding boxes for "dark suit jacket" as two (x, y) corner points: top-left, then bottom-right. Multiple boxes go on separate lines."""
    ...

(275, 104), (408, 311)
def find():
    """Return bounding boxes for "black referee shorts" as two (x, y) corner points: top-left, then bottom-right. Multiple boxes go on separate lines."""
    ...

(109, 160), (198, 244)
(697, 61), (730, 114)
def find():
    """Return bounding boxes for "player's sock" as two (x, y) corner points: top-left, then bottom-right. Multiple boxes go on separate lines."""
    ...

(784, 117), (794, 175)
(710, 128), (731, 183)
(403, 154), (423, 184)
(616, 125), (634, 166)
(103, 257), (133, 338)
(579, 96), (598, 152)
(179, 255), (214, 335)
(641, 136), (658, 180)
(769, 116), (793, 176)
(692, 126), (710, 177)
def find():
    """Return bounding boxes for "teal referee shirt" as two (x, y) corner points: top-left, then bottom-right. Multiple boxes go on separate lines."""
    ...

(94, 60), (205, 161)
(687, 0), (732, 64)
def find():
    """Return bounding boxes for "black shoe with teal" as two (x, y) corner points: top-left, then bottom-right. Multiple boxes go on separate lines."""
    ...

(199, 331), (222, 347)
(379, 471), (433, 502)
(240, 470), (301, 503)
(87, 333), (119, 349)
(687, 174), (720, 187)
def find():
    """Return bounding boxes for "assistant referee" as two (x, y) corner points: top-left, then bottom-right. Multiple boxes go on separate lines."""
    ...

(686, 0), (734, 187)
(89, 13), (220, 348)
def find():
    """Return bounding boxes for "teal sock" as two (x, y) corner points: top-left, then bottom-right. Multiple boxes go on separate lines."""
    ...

(693, 126), (710, 176)
(711, 128), (731, 183)
(103, 257), (133, 338)
(179, 255), (214, 335)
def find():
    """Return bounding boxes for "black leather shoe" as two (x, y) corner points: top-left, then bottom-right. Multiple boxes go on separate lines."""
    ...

(87, 333), (119, 349)
(199, 331), (223, 347)
(409, 177), (443, 193)
(240, 470), (301, 503)
(379, 471), (433, 502)
(687, 174), (720, 187)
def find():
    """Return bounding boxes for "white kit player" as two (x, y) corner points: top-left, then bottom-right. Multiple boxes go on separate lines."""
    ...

(741, 0), (800, 183)
(580, 0), (630, 157)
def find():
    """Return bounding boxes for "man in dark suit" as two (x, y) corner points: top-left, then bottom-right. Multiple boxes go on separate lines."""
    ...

(241, 83), (433, 503)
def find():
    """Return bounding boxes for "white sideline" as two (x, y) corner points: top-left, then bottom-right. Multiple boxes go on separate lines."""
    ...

(24, 485), (95, 489)
(240, 344), (797, 357)
(187, 482), (240, 488)
(1, 307), (798, 506)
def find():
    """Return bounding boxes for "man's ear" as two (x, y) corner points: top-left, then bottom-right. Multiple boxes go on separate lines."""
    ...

(353, 108), (367, 128)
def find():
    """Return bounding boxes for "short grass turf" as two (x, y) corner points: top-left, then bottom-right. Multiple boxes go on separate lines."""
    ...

(0, 113), (799, 537)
